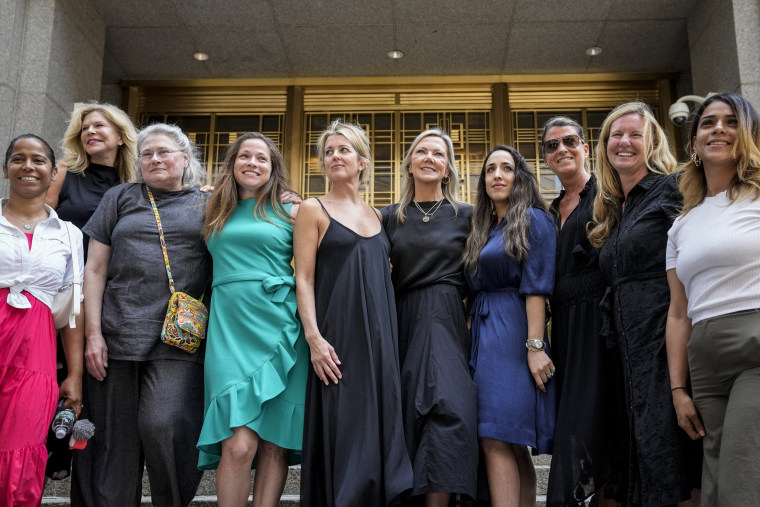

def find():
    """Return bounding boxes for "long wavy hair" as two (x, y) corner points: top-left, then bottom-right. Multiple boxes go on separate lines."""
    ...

(463, 145), (547, 274)
(587, 101), (677, 247)
(203, 133), (293, 241)
(679, 92), (760, 215)
(394, 128), (461, 222)
(60, 102), (137, 182)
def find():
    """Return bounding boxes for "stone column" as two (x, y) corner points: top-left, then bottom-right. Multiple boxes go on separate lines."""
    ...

(1, 0), (106, 198)
(687, 0), (760, 108)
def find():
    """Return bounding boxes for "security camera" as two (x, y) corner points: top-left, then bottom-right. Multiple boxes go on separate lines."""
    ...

(668, 102), (691, 126)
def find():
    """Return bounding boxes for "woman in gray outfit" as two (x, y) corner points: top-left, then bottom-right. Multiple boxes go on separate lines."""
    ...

(71, 123), (212, 507)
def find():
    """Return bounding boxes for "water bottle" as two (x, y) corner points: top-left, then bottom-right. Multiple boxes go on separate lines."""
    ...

(51, 399), (75, 439)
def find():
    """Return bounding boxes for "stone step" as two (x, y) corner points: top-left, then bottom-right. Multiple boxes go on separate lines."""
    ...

(43, 456), (553, 505)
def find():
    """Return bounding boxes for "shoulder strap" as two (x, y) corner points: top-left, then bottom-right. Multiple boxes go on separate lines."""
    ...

(146, 187), (175, 294)
(315, 198), (332, 219)
(62, 221), (82, 328)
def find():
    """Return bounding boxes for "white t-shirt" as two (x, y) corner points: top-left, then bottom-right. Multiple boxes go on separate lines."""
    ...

(666, 191), (760, 324)
(0, 199), (84, 310)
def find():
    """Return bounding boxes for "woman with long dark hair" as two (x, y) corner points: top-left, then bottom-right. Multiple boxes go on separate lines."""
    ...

(463, 144), (556, 506)
(197, 132), (308, 507)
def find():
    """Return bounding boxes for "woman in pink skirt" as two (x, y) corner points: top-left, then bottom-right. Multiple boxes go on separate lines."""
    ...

(0, 134), (84, 506)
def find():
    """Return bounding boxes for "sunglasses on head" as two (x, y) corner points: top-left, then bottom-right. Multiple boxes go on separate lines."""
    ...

(543, 134), (582, 154)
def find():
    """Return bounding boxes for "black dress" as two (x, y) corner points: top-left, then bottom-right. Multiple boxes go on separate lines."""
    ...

(546, 174), (629, 506)
(381, 202), (478, 502)
(56, 163), (120, 259)
(598, 172), (701, 507)
(301, 200), (413, 506)
(46, 163), (120, 480)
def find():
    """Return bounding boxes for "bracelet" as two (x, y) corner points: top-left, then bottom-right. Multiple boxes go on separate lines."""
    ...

(671, 386), (687, 393)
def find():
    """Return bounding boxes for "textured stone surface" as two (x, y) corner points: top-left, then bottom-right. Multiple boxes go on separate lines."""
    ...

(688, 0), (741, 96)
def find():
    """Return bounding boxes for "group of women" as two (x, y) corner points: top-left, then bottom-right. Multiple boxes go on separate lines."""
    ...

(1, 92), (759, 507)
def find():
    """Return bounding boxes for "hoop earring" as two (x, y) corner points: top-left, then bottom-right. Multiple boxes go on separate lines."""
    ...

(442, 176), (450, 184)
(691, 152), (702, 167)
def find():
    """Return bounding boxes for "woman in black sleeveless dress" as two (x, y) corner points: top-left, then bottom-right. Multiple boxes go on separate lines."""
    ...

(294, 119), (413, 506)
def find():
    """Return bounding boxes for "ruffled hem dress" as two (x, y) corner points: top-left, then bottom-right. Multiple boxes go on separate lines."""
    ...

(197, 200), (307, 469)
(0, 287), (58, 506)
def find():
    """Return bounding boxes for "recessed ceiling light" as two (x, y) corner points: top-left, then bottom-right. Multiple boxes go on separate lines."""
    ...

(387, 50), (404, 59)
(586, 46), (602, 56)
(193, 52), (209, 61)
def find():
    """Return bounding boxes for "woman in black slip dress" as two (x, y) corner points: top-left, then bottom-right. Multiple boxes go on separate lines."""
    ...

(381, 128), (477, 506)
(294, 119), (413, 507)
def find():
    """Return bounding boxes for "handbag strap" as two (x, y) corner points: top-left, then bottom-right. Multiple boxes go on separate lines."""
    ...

(146, 186), (176, 294)
(62, 220), (82, 328)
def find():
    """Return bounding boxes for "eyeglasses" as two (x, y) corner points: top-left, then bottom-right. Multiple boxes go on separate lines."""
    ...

(542, 135), (582, 154)
(140, 149), (182, 161)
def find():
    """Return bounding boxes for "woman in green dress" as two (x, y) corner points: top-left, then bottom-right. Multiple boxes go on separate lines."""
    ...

(197, 132), (308, 507)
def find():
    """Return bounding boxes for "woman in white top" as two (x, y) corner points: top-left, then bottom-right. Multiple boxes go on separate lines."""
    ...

(666, 92), (760, 507)
(0, 134), (84, 505)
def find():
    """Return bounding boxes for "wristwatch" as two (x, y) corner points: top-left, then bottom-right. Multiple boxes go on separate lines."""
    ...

(525, 339), (546, 352)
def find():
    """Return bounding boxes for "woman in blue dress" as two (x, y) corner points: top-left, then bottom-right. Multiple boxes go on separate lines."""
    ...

(463, 144), (556, 506)
(198, 132), (307, 507)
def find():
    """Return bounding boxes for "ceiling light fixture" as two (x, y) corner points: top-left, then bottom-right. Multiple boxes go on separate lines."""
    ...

(387, 50), (404, 59)
(585, 46), (602, 56)
(193, 52), (209, 61)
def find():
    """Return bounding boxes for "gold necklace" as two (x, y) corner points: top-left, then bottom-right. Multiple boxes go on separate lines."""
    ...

(413, 198), (444, 223)
(3, 203), (46, 231)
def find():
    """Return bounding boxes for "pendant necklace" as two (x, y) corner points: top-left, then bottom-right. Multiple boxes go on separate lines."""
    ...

(3, 203), (44, 230)
(413, 198), (444, 223)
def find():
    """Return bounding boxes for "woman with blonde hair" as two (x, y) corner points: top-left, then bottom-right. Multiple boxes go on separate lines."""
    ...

(295, 119), (412, 506)
(589, 101), (701, 506)
(381, 128), (477, 504)
(197, 132), (308, 507)
(463, 144), (556, 506)
(666, 92), (760, 507)
(46, 101), (138, 481)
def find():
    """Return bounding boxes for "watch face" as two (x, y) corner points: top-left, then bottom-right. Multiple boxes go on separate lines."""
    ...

(527, 339), (545, 349)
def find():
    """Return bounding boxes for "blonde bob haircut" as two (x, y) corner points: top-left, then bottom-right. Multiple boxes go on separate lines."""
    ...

(679, 92), (760, 215)
(587, 101), (677, 248)
(316, 119), (372, 184)
(394, 128), (461, 223)
(60, 101), (138, 182)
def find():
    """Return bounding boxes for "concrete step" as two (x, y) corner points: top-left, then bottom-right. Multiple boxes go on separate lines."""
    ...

(43, 456), (553, 505)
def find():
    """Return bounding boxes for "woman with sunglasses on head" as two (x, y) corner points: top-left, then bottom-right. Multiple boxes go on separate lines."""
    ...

(197, 132), (308, 507)
(589, 102), (701, 507)
(0, 134), (84, 506)
(541, 117), (628, 507)
(72, 124), (212, 507)
(463, 145), (556, 507)
(381, 128), (478, 505)
(666, 93), (760, 507)
(294, 120), (412, 506)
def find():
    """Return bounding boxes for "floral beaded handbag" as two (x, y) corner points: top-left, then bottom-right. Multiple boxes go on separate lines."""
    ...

(146, 187), (208, 354)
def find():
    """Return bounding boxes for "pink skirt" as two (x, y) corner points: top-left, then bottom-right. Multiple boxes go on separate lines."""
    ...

(0, 288), (58, 506)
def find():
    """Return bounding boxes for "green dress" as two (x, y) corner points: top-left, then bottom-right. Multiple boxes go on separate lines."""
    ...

(197, 200), (307, 469)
